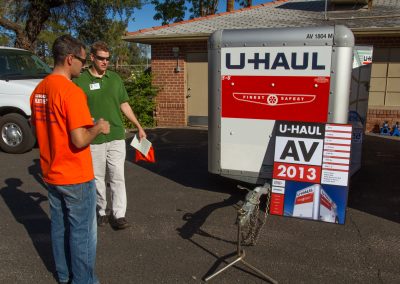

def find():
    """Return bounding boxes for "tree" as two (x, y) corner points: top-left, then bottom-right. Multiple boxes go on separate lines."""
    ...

(0, 0), (141, 51)
(151, 0), (224, 24)
(236, 0), (252, 8)
(152, 0), (186, 25)
(0, 30), (11, 46)
(188, 0), (219, 18)
(0, 0), (66, 51)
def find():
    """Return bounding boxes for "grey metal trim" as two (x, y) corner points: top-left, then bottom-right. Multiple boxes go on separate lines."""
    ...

(333, 25), (355, 47)
(219, 174), (267, 185)
(208, 32), (222, 174)
(210, 26), (335, 48)
(220, 167), (273, 184)
(328, 26), (354, 123)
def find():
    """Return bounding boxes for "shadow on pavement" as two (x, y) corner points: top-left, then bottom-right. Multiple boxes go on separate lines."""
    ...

(126, 128), (251, 261)
(125, 128), (246, 193)
(177, 194), (240, 242)
(0, 178), (56, 279)
(28, 159), (47, 190)
(348, 135), (400, 223)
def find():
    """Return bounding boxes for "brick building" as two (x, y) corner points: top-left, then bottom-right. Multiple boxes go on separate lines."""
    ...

(124, 0), (400, 132)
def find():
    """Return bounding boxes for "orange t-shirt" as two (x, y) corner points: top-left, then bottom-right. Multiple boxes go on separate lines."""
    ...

(30, 74), (94, 185)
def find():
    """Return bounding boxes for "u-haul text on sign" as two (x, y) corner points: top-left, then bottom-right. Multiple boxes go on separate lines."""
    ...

(273, 122), (325, 183)
(221, 46), (332, 123)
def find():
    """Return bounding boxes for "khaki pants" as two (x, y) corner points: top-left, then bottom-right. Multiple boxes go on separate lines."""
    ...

(90, 139), (127, 219)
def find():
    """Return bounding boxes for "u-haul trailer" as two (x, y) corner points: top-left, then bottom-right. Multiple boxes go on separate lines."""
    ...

(208, 25), (356, 184)
(292, 184), (338, 223)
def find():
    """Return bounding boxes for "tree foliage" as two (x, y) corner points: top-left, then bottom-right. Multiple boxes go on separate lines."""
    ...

(149, 0), (254, 25)
(123, 70), (159, 128)
(188, 0), (219, 18)
(150, 0), (219, 24)
(0, 0), (141, 52)
(152, 0), (186, 25)
(236, 0), (252, 8)
(0, 0), (64, 51)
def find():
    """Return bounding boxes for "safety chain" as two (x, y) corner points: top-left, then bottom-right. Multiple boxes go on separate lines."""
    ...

(241, 185), (271, 246)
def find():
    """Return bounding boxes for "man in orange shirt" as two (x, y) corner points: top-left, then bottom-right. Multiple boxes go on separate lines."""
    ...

(30, 35), (109, 284)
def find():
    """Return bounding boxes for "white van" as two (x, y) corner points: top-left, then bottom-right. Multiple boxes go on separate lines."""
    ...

(0, 46), (51, 153)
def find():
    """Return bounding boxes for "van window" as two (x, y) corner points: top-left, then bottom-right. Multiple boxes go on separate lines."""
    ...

(0, 49), (51, 80)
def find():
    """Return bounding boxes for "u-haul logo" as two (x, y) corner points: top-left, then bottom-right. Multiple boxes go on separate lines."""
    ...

(233, 93), (316, 106)
(226, 52), (325, 70)
(222, 46), (332, 77)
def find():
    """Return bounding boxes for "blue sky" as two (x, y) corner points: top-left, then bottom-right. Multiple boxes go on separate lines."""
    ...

(128, 0), (272, 32)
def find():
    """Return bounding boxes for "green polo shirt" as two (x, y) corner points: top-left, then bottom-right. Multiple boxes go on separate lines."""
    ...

(74, 69), (129, 144)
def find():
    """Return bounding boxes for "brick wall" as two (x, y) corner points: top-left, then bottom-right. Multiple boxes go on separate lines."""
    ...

(366, 109), (400, 132)
(151, 41), (207, 126)
(356, 35), (400, 132)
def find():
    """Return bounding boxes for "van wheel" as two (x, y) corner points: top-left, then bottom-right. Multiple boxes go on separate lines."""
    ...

(0, 113), (35, 154)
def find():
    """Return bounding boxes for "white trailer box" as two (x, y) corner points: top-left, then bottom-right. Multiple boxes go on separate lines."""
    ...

(208, 25), (356, 184)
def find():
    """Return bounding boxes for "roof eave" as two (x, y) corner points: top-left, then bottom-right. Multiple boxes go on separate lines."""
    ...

(123, 33), (210, 44)
(351, 27), (400, 36)
(123, 27), (400, 44)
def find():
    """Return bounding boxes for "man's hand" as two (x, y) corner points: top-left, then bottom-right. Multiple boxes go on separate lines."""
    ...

(70, 118), (110, 149)
(96, 118), (110, 134)
(120, 102), (147, 140)
(138, 127), (147, 141)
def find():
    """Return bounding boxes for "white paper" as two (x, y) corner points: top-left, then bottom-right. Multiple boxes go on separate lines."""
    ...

(130, 135), (152, 156)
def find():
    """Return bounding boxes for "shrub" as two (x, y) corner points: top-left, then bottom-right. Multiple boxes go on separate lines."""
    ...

(123, 70), (158, 128)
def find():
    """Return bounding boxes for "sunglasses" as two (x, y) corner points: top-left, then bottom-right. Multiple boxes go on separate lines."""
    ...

(72, 54), (87, 65)
(94, 54), (111, 62)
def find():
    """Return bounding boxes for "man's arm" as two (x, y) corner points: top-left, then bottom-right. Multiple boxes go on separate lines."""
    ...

(70, 118), (110, 149)
(120, 102), (146, 140)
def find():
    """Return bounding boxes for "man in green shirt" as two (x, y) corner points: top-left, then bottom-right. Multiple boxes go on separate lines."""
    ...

(74, 41), (146, 230)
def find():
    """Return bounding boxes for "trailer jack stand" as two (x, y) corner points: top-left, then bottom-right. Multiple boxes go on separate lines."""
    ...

(204, 208), (278, 283)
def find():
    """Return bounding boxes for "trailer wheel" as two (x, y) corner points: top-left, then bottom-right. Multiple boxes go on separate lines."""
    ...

(0, 113), (35, 154)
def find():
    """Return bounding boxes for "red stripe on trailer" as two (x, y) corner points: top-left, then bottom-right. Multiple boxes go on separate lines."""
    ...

(295, 192), (314, 205)
(320, 195), (332, 210)
(221, 75), (330, 122)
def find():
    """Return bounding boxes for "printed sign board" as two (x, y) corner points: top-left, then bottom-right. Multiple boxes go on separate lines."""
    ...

(353, 46), (373, 68)
(269, 121), (352, 224)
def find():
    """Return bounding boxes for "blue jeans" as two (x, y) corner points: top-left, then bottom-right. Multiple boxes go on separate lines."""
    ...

(47, 180), (99, 284)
